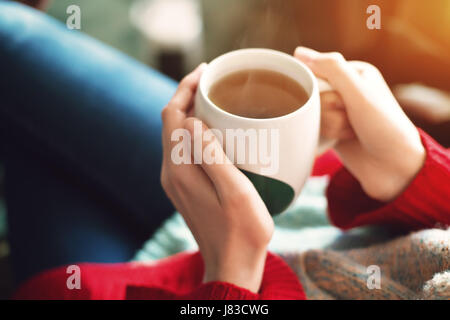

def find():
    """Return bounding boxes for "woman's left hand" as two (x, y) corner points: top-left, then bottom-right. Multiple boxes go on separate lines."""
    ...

(295, 47), (425, 202)
(160, 64), (274, 293)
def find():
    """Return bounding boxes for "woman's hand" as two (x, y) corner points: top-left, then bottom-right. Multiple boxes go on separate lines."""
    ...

(294, 47), (426, 202)
(160, 64), (274, 293)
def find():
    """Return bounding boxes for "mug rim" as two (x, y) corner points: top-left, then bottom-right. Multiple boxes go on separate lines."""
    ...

(199, 48), (319, 122)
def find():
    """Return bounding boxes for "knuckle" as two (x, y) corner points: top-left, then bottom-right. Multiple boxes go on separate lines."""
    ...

(180, 75), (196, 89)
(169, 166), (190, 190)
(322, 52), (345, 66)
(161, 106), (172, 122)
(359, 61), (378, 71)
(321, 112), (346, 137)
(160, 170), (171, 193)
(351, 61), (380, 75)
(169, 97), (184, 109)
(259, 219), (275, 244)
(161, 165), (184, 189)
(321, 92), (342, 108)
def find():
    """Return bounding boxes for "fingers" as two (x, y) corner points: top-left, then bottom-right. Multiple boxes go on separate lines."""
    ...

(167, 63), (207, 112)
(294, 46), (406, 145)
(183, 117), (253, 201)
(294, 50), (359, 142)
(348, 60), (381, 77)
(321, 91), (344, 110)
(161, 63), (206, 157)
(321, 109), (355, 140)
(294, 47), (379, 114)
(293, 48), (368, 142)
(320, 91), (355, 140)
(294, 47), (350, 82)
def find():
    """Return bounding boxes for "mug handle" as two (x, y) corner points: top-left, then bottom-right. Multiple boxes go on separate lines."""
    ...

(316, 78), (337, 155)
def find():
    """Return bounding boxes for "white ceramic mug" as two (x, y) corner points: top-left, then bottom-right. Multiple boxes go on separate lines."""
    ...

(195, 48), (332, 215)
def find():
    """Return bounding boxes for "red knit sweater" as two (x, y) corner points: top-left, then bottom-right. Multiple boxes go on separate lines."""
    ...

(14, 130), (450, 300)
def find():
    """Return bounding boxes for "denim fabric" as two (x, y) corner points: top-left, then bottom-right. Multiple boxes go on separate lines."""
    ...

(0, 1), (178, 284)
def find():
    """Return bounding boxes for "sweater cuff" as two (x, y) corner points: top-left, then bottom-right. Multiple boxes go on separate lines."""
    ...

(182, 282), (258, 300)
(326, 129), (450, 230)
(182, 253), (306, 300)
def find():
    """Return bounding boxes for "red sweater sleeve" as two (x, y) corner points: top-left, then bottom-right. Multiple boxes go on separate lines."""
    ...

(14, 252), (306, 300)
(326, 129), (450, 231)
(126, 252), (306, 300)
(179, 253), (306, 300)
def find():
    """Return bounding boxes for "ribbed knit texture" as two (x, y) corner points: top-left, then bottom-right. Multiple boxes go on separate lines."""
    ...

(326, 129), (450, 231)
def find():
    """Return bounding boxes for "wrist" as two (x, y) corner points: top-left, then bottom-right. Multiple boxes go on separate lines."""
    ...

(363, 141), (426, 202)
(389, 143), (426, 201)
(203, 247), (267, 293)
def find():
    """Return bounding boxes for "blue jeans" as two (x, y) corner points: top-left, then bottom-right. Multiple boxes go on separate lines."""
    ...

(0, 1), (178, 284)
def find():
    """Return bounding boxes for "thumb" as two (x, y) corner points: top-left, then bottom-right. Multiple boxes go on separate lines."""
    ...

(183, 117), (252, 199)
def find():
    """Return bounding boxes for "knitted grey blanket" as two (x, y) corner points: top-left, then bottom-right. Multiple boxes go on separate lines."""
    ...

(282, 227), (450, 300)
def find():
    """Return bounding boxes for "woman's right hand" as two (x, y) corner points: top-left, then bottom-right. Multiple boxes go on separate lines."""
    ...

(160, 65), (274, 293)
(294, 47), (426, 202)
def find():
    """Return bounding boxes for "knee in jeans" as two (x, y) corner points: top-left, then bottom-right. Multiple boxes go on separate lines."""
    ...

(0, 2), (50, 46)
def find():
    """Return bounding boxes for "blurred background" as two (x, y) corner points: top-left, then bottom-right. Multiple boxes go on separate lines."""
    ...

(1, 0), (449, 298)
(43, 0), (450, 144)
(42, 0), (450, 89)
